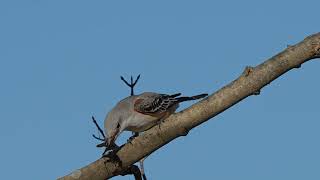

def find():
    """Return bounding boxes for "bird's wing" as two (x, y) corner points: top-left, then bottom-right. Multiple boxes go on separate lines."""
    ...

(134, 93), (180, 115)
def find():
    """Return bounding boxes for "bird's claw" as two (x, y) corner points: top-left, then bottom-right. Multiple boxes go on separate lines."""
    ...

(127, 132), (139, 144)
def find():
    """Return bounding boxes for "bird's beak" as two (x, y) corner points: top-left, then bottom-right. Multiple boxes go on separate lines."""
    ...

(106, 137), (112, 147)
(107, 133), (118, 148)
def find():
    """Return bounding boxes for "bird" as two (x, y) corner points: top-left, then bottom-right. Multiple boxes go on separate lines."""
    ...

(99, 92), (208, 149)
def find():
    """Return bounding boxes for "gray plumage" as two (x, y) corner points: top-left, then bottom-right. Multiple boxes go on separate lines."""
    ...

(104, 92), (208, 147)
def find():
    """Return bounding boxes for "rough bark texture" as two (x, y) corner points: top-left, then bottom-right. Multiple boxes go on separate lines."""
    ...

(58, 33), (320, 180)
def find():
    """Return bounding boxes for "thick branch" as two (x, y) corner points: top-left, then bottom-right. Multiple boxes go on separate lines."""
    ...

(58, 33), (320, 180)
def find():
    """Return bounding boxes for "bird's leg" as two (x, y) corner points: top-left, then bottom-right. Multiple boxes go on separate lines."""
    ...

(102, 142), (120, 157)
(103, 145), (144, 180)
(102, 140), (120, 156)
(102, 147), (109, 156)
(127, 132), (139, 144)
(102, 144), (127, 172)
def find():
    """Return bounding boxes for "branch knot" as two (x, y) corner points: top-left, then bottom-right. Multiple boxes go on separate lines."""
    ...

(242, 66), (254, 77)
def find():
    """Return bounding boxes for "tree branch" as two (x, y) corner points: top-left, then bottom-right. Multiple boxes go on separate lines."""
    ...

(58, 33), (320, 180)
(91, 116), (106, 141)
(120, 74), (141, 96)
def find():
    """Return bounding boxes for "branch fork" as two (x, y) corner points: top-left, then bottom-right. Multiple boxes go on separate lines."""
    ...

(58, 32), (320, 180)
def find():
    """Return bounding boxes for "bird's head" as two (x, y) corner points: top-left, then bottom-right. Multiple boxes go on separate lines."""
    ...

(105, 121), (122, 147)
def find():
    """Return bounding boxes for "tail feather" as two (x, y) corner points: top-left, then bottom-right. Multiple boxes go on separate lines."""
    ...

(175, 93), (208, 102)
(169, 93), (181, 98)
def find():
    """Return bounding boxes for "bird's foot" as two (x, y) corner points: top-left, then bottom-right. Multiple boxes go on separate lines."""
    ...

(102, 145), (124, 167)
(101, 143), (119, 157)
(127, 132), (139, 144)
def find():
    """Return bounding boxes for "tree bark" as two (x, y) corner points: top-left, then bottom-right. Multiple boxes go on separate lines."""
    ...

(58, 33), (320, 180)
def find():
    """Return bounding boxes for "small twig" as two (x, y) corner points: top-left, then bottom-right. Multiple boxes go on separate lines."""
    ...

(92, 116), (105, 139)
(92, 134), (105, 141)
(120, 74), (141, 96)
(91, 116), (107, 153)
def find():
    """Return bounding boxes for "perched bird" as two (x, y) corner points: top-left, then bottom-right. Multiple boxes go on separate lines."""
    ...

(100, 92), (208, 149)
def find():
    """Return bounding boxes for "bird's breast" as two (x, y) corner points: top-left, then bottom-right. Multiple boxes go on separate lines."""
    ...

(124, 113), (160, 132)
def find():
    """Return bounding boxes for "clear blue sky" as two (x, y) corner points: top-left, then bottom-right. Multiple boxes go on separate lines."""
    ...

(1, 0), (319, 179)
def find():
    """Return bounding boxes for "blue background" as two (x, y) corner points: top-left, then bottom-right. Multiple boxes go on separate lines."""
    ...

(1, 0), (319, 179)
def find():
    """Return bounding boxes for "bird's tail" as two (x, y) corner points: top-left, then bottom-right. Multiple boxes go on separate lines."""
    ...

(169, 93), (182, 98)
(175, 93), (208, 103)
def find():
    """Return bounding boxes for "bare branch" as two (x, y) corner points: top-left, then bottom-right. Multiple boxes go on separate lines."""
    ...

(120, 75), (141, 96)
(58, 33), (320, 180)
(92, 134), (104, 142)
(91, 116), (105, 140)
